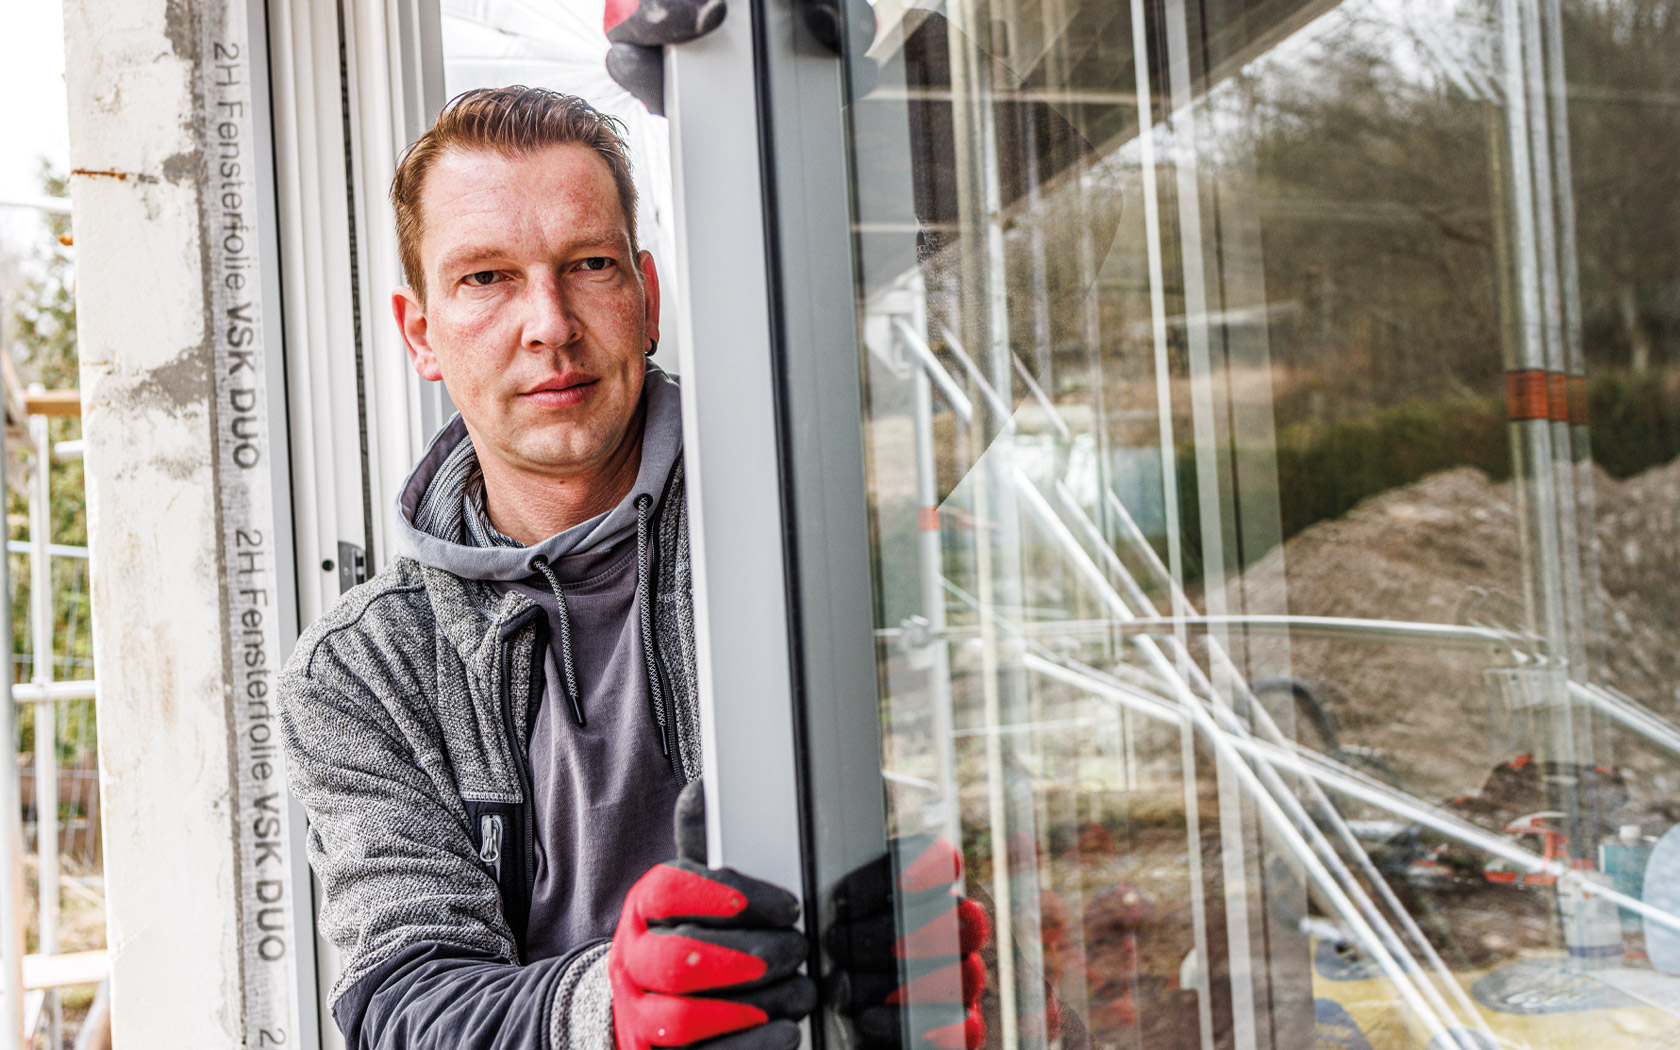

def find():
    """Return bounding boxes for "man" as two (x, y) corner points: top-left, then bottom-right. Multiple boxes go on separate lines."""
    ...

(278, 86), (819, 1049)
(280, 86), (985, 1050)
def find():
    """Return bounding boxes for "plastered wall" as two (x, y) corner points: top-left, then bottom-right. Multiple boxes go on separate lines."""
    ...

(62, 0), (246, 1042)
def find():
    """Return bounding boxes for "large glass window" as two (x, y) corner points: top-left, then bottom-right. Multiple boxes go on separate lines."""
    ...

(831, 0), (1680, 1047)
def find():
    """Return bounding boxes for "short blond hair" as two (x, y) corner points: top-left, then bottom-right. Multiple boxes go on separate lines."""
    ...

(391, 86), (639, 301)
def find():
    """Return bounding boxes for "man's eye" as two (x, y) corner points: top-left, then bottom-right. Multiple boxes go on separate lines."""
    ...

(464, 270), (502, 286)
(578, 257), (612, 272)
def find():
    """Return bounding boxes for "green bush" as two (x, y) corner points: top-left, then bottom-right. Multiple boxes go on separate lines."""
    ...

(1585, 369), (1680, 479)
(1168, 368), (1680, 581)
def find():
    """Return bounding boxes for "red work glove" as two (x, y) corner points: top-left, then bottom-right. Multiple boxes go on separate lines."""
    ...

(603, 0), (725, 117)
(828, 836), (991, 1050)
(610, 781), (817, 1050)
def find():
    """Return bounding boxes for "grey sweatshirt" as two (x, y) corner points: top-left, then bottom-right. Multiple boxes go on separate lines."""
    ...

(396, 363), (688, 960)
(279, 363), (703, 1050)
(516, 548), (685, 958)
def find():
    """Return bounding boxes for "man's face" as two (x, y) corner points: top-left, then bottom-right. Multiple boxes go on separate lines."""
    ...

(393, 143), (658, 484)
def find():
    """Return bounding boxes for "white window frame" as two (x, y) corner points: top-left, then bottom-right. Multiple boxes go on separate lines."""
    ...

(264, 0), (447, 1044)
(268, 0), (450, 635)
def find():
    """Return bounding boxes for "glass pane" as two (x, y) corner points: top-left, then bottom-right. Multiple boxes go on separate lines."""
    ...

(832, 1), (1680, 1048)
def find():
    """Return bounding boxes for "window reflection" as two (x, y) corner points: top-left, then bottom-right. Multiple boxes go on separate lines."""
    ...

(840, 1), (1680, 1049)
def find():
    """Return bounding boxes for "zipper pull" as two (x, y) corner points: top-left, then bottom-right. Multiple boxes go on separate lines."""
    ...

(479, 814), (504, 882)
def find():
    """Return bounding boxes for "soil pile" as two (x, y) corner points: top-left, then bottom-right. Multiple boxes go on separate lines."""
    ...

(1237, 457), (1680, 815)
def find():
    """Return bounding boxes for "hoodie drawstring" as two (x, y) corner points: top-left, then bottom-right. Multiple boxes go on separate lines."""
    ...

(527, 497), (671, 760)
(636, 495), (671, 758)
(529, 554), (585, 726)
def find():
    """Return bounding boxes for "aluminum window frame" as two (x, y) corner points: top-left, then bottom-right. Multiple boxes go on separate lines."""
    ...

(662, 0), (817, 894)
(664, 2), (898, 1049)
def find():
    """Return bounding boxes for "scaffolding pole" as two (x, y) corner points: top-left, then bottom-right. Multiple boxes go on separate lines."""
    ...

(1011, 473), (1482, 1050)
(28, 405), (59, 1050)
(0, 369), (23, 1050)
(1499, 0), (1582, 860)
(898, 315), (964, 849)
(1128, 7), (1215, 1039)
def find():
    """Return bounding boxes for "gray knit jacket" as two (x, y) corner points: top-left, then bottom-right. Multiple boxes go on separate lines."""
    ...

(278, 449), (701, 1050)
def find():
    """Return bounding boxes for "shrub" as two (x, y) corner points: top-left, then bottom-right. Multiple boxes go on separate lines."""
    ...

(1167, 368), (1680, 580)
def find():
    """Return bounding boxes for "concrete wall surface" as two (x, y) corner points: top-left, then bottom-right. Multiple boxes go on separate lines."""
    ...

(61, 0), (246, 1042)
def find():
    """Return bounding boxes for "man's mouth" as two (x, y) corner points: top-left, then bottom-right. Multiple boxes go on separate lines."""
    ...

(521, 375), (599, 409)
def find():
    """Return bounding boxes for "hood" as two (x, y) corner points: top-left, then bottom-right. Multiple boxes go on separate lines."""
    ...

(394, 362), (684, 582)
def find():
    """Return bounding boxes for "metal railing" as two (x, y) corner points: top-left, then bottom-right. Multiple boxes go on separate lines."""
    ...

(0, 194), (107, 1050)
(0, 382), (103, 1049)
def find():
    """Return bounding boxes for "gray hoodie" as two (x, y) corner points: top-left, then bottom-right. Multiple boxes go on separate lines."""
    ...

(397, 363), (690, 959)
(279, 364), (702, 1049)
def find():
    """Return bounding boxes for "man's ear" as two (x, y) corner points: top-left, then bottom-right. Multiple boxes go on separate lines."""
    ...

(638, 250), (661, 349)
(393, 286), (442, 382)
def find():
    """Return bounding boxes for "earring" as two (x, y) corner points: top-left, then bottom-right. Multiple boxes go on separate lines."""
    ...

(646, 338), (658, 356)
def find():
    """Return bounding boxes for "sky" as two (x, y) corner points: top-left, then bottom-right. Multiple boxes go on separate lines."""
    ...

(0, 1), (71, 255)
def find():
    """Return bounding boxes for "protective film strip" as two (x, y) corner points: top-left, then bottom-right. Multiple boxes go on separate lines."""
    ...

(202, 3), (307, 1044)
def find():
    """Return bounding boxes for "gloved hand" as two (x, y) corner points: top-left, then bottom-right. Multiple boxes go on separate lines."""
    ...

(610, 781), (817, 1050)
(603, 0), (726, 117)
(827, 835), (991, 1050)
(602, 0), (875, 116)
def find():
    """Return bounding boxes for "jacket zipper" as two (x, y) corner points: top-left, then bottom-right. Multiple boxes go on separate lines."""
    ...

(498, 616), (541, 960)
(479, 814), (503, 881)
(654, 645), (679, 773)
(521, 627), (542, 898)
(640, 498), (682, 774)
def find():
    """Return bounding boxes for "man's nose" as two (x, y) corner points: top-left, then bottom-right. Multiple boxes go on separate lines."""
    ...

(520, 271), (579, 350)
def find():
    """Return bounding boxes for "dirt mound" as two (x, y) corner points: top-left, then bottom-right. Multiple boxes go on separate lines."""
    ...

(1234, 458), (1680, 809)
